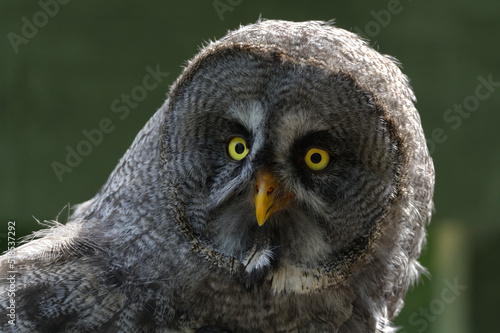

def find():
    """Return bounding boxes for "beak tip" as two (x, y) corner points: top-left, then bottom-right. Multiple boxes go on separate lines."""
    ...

(254, 169), (290, 228)
(256, 213), (267, 226)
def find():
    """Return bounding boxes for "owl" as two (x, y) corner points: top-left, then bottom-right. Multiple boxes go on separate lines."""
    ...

(1, 20), (434, 332)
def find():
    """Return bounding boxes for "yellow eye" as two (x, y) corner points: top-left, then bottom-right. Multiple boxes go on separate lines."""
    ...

(227, 136), (249, 161)
(304, 148), (330, 171)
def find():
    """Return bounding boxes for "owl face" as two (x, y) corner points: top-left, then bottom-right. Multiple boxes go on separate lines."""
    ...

(163, 48), (400, 289)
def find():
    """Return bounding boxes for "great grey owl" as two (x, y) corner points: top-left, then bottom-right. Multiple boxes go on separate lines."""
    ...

(1, 20), (434, 332)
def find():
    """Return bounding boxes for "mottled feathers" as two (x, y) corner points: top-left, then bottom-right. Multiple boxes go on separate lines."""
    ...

(1, 20), (434, 332)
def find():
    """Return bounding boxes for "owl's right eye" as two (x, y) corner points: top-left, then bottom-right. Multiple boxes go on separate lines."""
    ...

(227, 136), (249, 161)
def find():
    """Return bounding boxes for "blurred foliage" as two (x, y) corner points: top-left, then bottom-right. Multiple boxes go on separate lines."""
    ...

(1, 1), (498, 332)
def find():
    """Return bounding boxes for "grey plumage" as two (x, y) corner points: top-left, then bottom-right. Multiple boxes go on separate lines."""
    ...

(1, 20), (434, 332)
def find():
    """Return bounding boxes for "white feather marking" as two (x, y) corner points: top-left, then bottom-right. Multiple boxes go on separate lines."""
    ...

(227, 100), (266, 159)
(242, 246), (274, 273)
(227, 100), (265, 135)
(268, 265), (332, 294)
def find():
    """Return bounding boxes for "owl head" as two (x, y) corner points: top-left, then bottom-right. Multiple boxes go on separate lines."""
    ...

(157, 19), (434, 302)
(73, 19), (434, 329)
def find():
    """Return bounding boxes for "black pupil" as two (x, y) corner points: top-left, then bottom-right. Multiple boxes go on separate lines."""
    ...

(310, 152), (322, 164)
(235, 142), (245, 154)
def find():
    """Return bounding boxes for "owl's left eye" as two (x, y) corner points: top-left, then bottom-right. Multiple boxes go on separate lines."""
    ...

(304, 147), (330, 171)
(227, 136), (249, 161)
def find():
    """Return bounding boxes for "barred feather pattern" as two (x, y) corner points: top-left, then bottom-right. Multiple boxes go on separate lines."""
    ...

(0, 20), (433, 332)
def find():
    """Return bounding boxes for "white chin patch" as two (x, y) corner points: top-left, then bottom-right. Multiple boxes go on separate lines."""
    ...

(242, 245), (274, 273)
(266, 265), (329, 294)
(241, 245), (334, 294)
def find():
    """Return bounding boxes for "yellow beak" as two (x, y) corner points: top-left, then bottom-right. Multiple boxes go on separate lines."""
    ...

(254, 169), (293, 226)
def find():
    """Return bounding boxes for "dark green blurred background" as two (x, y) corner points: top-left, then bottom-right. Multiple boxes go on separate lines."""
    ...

(1, 1), (499, 332)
